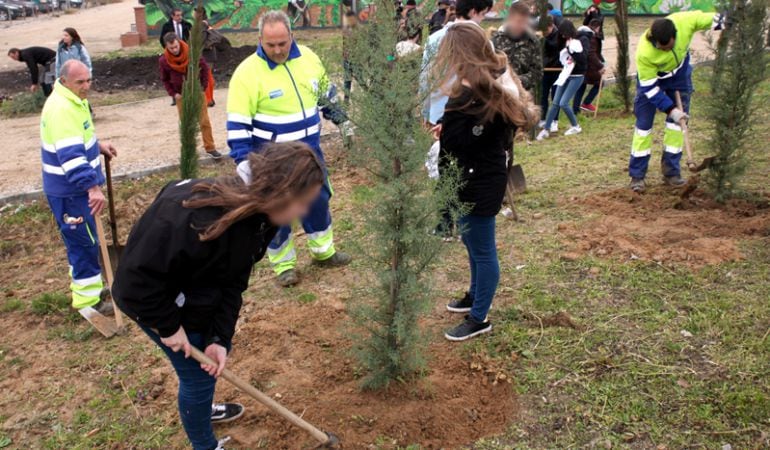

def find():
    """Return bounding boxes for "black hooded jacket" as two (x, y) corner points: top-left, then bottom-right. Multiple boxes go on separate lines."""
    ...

(112, 179), (278, 348)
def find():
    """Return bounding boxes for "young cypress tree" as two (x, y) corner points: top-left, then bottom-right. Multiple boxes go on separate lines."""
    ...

(613, 0), (631, 113)
(344, 0), (459, 389)
(179, 2), (205, 179)
(704, 0), (768, 201)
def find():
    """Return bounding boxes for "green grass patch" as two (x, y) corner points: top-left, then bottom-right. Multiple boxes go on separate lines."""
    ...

(0, 298), (24, 313)
(30, 292), (70, 316)
(0, 91), (46, 118)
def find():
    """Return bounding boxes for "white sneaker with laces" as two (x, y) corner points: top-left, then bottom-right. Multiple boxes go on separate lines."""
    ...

(536, 129), (550, 141)
(549, 122), (559, 133)
(214, 436), (231, 450)
(564, 125), (582, 136)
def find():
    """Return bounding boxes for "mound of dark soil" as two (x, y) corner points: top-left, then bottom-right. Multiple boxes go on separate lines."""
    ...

(0, 45), (256, 96)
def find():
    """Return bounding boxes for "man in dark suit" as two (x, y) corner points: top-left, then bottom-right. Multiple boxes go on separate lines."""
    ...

(159, 8), (192, 48)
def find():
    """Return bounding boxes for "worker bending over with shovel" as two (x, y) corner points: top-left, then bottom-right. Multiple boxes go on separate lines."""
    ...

(112, 142), (325, 450)
(40, 60), (118, 319)
(628, 10), (725, 193)
(226, 10), (351, 287)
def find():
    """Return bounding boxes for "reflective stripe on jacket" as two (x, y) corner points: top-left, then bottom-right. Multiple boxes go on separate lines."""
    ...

(226, 42), (339, 164)
(40, 80), (103, 197)
(635, 11), (723, 112)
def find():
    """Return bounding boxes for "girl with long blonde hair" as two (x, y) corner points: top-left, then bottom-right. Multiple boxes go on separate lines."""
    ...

(433, 22), (538, 341)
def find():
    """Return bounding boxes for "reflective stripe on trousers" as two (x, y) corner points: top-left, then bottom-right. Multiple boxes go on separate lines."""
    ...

(267, 178), (335, 274)
(46, 194), (103, 308)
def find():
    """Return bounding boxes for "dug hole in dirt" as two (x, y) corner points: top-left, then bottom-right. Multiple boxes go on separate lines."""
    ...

(557, 186), (770, 267)
(209, 301), (517, 449)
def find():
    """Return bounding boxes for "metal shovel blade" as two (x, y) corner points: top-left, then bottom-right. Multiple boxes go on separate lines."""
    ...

(509, 164), (526, 194)
(79, 307), (119, 338)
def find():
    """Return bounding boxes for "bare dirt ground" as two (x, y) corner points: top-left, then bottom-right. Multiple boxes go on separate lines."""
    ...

(0, 0), (135, 72)
(559, 186), (770, 267)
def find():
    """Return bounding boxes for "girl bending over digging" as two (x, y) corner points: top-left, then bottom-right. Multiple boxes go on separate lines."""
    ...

(433, 23), (539, 341)
(112, 142), (324, 450)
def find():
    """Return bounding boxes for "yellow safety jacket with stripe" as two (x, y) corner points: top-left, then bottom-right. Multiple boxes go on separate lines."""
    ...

(40, 80), (104, 197)
(226, 41), (345, 164)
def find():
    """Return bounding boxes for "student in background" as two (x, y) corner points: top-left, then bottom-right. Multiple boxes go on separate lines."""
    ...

(537, 20), (586, 140)
(539, 15), (562, 131)
(573, 19), (604, 114)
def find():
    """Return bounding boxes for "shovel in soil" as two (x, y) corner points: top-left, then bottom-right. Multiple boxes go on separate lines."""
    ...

(189, 346), (341, 449)
(79, 156), (125, 338)
(675, 91), (715, 173)
(104, 156), (124, 269)
(503, 163), (526, 221)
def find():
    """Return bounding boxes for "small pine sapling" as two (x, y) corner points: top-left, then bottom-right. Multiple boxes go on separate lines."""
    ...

(179, 1), (205, 179)
(343, 0), (460, 389)
(704, 0), (768, 201)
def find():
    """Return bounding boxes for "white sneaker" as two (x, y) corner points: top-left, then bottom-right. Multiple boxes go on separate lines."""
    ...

(215, 436), (231, 450)
(564, 125), (582, 136)
(536, 129), (550, 141)
(549, 122), (559, 133)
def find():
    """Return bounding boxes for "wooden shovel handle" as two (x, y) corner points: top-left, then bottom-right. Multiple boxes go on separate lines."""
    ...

(189, 346), (331, 445)
(674, 91), (695, 167)
(94, 216), (124, 329)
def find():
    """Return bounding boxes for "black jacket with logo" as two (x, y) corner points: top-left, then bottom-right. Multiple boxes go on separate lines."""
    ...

(440, 87), (515, 217)
(112, 179), (277, 348)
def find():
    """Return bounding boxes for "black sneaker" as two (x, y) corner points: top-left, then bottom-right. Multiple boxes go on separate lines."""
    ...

(211, 403), (244, 424)
(444, 316), (492, 342)
(446, 292), (473, 313)
(207, 150), (224, 160)
(663, 174), (686, 187)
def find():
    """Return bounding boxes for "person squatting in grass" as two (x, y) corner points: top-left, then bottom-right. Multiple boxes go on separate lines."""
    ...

(40, 59), (117, 316)
(433, 23), (539, 341)
(159, 33), (224, 160)
(627, 10), (726, 193)
(111, 142), (326, 450)
(537, 20), (587, 141)
(226, 10), (352, 288)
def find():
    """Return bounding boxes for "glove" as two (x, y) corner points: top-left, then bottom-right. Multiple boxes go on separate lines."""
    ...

(669, 108), (689, 124)
(340, 121), (355, 138)
(236, 160), (251, 183)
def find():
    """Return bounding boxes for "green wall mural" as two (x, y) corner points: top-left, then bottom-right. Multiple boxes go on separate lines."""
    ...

(143, 0), (717, 33)
(144, 0), (345, 32)
(561, 0), (716, 15)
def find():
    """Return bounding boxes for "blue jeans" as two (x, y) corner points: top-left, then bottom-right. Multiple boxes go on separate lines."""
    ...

(573, 82), (600, 113)
(459, 215), (499, 322)
(141, 326), (220, 450)
(545, 75), (584, 128)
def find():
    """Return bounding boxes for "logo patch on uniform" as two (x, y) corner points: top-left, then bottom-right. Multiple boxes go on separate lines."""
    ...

(83, 121), (90, 130)
(269, 89), (284, 99)
(472, 125), (484, 136)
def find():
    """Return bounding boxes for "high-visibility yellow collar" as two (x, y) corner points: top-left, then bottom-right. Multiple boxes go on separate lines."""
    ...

(256, 41), (302, 70)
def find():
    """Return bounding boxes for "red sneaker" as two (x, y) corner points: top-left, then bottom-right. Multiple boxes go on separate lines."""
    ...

(580, 104), (596, 112)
